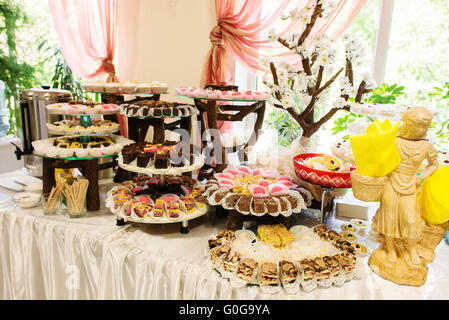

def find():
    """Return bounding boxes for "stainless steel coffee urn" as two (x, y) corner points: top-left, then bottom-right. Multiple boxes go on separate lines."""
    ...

(14, 87), (72, 176)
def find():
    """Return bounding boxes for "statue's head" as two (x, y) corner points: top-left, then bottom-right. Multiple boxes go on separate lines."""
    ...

(399, 107), (432, 139)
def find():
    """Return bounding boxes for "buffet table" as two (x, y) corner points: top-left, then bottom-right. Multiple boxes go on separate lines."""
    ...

(0, 173), (448, 300)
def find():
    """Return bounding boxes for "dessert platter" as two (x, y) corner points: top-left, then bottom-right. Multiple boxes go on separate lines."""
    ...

(206, 224), (362, 293)
(294, 153), (355, 188)
(83, 81), (168, 94)
(32, 135), (133, 159)
(46, 100), (120, 115)
(106, 175), (209, 224)
(47, 119), (120, 135)
(176, 86), (270, 101)
(120, 100), (199, 118)
(198, 166), (309, 217)
(118, 141), (204, 175)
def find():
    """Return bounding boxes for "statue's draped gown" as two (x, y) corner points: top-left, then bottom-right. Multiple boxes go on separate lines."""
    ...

(372, 138), (438, 240)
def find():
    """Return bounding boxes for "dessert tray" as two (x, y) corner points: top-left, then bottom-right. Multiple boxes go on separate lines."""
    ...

(32, 135), (133, 159)
(46, 101), (120, 115)
(175, 86), (270, 101)
(106, 175), (209, 223)
(47, 119), (119, 135)
(120, 100), (199, 118)
(118, 141), (204, 175)
(198, 166), (310, 217)
(83, 81), (168, 94)
(294, 153), (355, 188)
(206, 224), (362, 293)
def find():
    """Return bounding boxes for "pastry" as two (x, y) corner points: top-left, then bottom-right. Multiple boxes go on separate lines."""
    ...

(237, 258), (258, 282)
(223, 251), (240, 273)
(299, 259), (315, 281)
(152, 199), (165, 217)
(209, 244), (231, 264)
(341, 223), (358, 232)
(260, 262), (279, 286)
(280, 260), (298, 284)
(323, 256), (340, 278)
(168, 200), (179, 218)
(236, 195), (252, 213)
(311, 257), (331, 281)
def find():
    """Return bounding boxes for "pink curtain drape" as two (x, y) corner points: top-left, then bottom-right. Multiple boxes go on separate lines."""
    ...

(48, 0), (119, 82)
(201, 0), (367, 87)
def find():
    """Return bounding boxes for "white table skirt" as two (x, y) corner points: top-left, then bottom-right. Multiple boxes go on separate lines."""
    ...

(1, 180), (448, 300)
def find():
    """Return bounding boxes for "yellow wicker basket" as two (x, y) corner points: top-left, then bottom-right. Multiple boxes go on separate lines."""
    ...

(350, 171), (387, 202)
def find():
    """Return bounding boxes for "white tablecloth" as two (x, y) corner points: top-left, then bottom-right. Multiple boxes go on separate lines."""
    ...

(1, 178), (448, 300)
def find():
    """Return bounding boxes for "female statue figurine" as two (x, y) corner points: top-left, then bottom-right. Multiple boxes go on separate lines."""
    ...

(371, 107), (439, 265)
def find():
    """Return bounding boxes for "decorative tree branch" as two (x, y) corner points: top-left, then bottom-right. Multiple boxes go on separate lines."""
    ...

(265, 0), (377, 138)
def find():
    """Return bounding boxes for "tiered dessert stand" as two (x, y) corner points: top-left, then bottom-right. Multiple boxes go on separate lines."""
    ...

(37, 106), (125, 211)
(114, 152), (208, 234)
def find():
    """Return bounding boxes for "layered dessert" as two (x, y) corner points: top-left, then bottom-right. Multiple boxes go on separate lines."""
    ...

(237, 258), (258, 282)
(280, 260), (298, 284)
(260, 262), (279, 286)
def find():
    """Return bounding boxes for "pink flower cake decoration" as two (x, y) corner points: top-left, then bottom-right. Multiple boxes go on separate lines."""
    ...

(249, 184), (268, 198)
(218, 178), (235, 189)
(268, 183), (290, 196)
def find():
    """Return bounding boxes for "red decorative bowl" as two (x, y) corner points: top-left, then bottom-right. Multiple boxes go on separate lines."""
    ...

(293, 153), (355, 188)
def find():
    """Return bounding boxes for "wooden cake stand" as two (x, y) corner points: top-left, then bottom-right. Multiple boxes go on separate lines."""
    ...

(185, 97), (266, 173)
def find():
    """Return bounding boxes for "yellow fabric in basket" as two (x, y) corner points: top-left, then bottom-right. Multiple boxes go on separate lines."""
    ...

(350, 119), (401, 177)
(419, 166), (449, 225)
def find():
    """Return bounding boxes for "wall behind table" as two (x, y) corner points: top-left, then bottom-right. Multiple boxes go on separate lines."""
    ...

(118, 0), (215, 103)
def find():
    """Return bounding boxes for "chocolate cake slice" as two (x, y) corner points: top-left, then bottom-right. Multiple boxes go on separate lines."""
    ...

(154, 153), (169, 169)
(136, 153), (150, 168)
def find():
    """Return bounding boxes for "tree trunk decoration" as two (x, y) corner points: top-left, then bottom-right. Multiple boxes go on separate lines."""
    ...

(264, 0), (377, 138)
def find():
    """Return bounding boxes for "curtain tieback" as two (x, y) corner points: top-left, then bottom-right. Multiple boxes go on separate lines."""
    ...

(210, 25), (224, 46)
(101, 58), (118, 83)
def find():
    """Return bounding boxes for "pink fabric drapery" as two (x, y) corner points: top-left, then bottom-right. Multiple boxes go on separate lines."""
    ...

(201, 0), (367, 87)
(48, 0), (118, 82)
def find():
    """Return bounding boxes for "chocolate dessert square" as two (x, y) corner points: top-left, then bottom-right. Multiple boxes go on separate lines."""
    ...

(154, 154), (169, 169)
(136, 153), (150, 168)
(237, 195), (252, 212)
(172, 108), (180, 117)
(252, 198), (265, 213)
(264, 197), (279, 213)
(225, 194), (241, 208)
